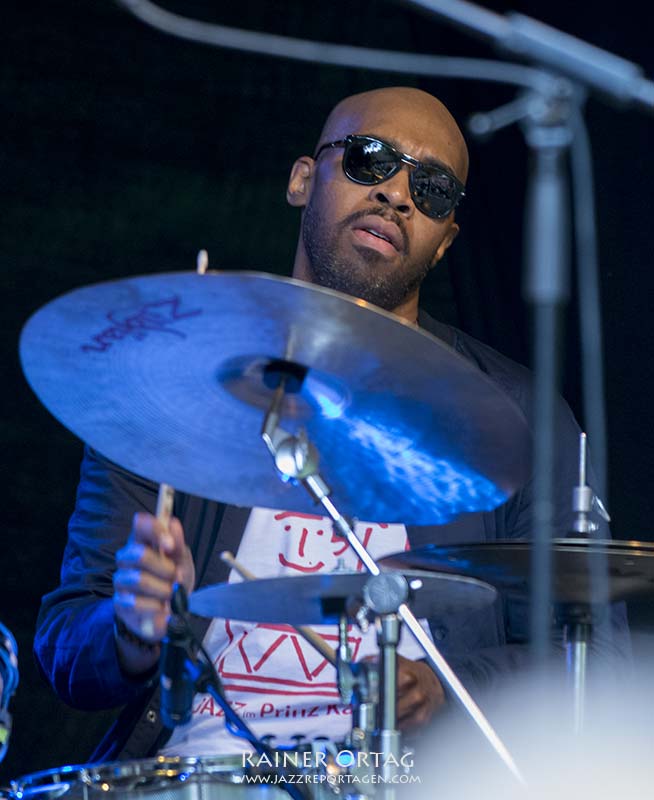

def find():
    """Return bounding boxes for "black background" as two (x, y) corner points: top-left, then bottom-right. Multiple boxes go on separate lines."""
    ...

(2, 0), (653, 783)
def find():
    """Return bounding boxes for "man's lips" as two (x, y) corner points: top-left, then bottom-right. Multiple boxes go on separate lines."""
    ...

(351, 216), (404, 255)
(352, 228), (398, 257)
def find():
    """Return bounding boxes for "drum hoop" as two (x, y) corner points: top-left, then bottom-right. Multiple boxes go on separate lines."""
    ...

(83, 757), (245, 790)
(13, 746), (345, 796)
(11, 766), (89, 796)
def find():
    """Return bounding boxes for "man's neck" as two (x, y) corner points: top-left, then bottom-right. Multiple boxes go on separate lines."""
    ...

(389, 293), (420, 325)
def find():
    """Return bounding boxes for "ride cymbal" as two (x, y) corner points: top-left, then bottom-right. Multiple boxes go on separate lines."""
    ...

(20, 271), (530, 524)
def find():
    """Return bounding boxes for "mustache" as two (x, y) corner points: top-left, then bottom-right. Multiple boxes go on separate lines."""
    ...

(340, 206), (408, 254)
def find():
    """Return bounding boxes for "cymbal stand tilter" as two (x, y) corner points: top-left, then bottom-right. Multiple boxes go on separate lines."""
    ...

(261, 371), (525, 786)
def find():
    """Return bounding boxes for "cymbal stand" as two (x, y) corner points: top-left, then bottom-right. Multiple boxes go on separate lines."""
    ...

(555, 603), (592, 735)
(337, 613), (377, 751)
(558, 433), (611, 734)
(335, 613), (378, 795)
(376, 612), (401, 789)
(261, 375), (525, 785)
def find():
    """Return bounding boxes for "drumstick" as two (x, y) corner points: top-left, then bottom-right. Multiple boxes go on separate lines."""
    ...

(141, 482), (175, 639)
(156, 482), (175, 524)
(220, 551), (337, 667)
(196, 249), (209, 274)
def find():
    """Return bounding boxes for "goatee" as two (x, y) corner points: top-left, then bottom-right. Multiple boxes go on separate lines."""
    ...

(302, 200), (431, 311)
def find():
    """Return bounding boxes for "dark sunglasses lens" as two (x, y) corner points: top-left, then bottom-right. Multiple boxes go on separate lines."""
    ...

(344, 139), (399, 184)
(411, 168), (459, 218)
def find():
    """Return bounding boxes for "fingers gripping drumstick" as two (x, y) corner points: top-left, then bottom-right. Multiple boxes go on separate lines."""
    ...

(220, 551), (337, 667)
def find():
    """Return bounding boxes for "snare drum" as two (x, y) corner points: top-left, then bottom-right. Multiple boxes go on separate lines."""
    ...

(10, 753), (346, 800)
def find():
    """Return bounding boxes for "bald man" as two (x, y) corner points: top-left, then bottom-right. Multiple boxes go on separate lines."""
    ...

(291, 87), (466, 321)
(35, 87), (623, 765)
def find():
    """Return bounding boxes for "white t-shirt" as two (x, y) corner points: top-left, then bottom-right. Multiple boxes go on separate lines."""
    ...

(161, 507), (430, 756)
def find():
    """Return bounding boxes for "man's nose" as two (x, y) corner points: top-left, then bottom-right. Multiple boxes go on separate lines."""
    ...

(367, 170), (414, 217)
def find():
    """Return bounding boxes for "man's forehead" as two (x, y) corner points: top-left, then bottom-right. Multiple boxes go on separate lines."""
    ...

(319, 94), (468, 181)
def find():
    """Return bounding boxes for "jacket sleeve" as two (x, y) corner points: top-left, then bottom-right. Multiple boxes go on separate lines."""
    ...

(34, 447), (160, 710)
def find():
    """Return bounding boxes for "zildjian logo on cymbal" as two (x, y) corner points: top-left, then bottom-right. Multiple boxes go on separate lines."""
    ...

(80, 296), (202, 353)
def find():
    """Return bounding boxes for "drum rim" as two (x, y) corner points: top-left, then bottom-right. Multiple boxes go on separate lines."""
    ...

(12, 756), (245, 794)
(12, 748), (343, 794)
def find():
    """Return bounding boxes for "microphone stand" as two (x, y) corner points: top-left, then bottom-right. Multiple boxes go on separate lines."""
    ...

(163, 586), (314, 800)
(401, 0), (654, 674)
(400, 0), (654, 112)
(523, 88), (573, 665)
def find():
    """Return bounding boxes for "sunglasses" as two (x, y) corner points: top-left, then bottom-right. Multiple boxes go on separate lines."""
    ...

(314, 134), (465, 220)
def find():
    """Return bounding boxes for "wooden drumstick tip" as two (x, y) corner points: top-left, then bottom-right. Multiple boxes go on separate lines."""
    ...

(155, 483), (175, 558)
(197, 249), (209, 274)
(156, 483), (175, 525)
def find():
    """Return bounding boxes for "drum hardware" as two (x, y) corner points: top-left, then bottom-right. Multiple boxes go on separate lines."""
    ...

(344, 577), (406, 787)
(189, 554), (496, 780)
(197, 563), (497, 794)
(255, 366), (525, 786)
(555, 603), (593, 734)
(567, 431), (611, 732)
(335, 612), (378, 767)
(572, 432), (610, 536)
(0, 622), (18, 765)
(221, 551), (379, 778)
(334, 614), (379, 797)
(221, 549), (379, 792)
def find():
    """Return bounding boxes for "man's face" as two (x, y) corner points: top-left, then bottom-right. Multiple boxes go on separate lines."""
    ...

(293, 100), (464, 312)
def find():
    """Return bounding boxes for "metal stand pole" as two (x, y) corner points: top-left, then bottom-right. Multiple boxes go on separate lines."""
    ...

(557, 605), (592, 735)
(376, 613), (402, 787)
(523, 114), (572, 666)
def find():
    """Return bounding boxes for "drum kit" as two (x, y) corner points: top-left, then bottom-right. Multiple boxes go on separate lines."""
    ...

(9, 269), (654, 798)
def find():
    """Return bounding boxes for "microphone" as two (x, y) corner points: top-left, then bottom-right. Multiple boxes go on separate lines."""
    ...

(160, 587), (194, 728)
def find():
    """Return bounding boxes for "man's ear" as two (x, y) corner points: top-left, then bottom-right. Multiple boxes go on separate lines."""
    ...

(429, 221), (460, 269)
(287, 156), (315, 208)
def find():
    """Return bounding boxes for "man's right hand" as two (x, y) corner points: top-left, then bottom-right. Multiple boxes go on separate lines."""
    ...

(112, 512), (195, 675)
